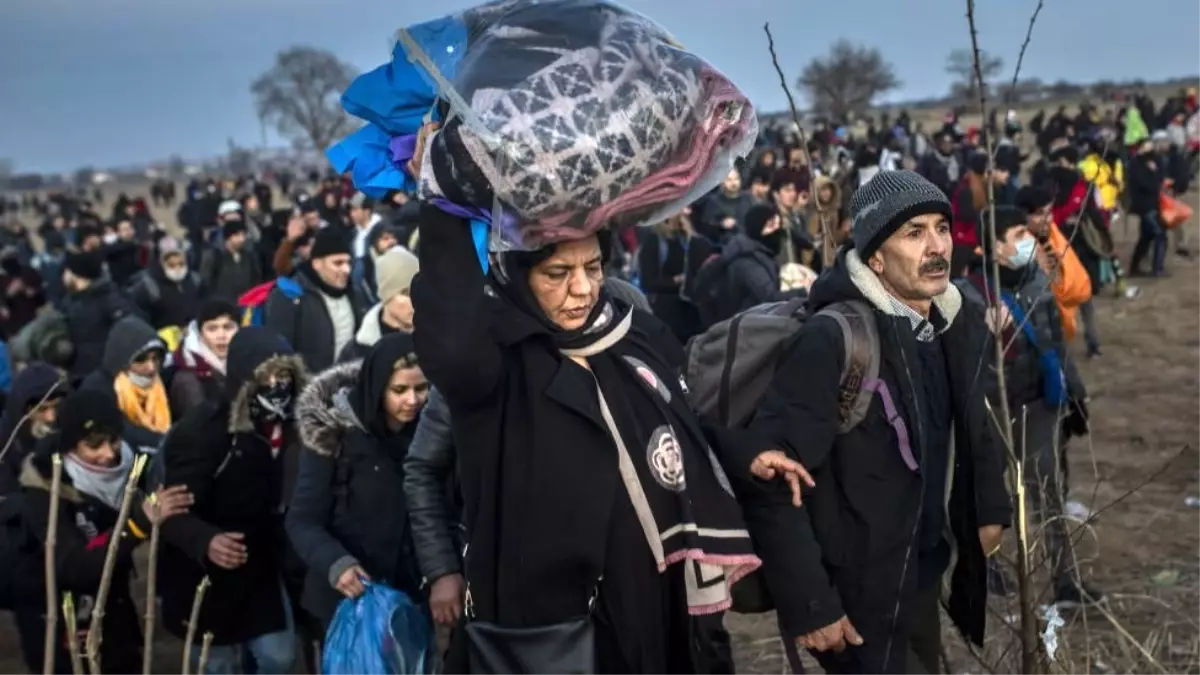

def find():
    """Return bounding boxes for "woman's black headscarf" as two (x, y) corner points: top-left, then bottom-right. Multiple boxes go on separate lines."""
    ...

(351, 331), (421, 439)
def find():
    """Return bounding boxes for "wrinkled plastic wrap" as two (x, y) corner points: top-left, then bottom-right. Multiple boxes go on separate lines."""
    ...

(322, 583), (435, 674)
(393, 0), (758, 250)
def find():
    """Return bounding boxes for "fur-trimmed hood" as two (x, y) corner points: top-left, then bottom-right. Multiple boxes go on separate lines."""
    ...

(296, 360), (364, 457)
(223, 326), (310, 435)
(809, 247), (962, 328)
(19, 448), (84, 503)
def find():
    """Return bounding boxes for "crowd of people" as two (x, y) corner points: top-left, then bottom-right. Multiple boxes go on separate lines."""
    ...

(0, 85), (1193, 675)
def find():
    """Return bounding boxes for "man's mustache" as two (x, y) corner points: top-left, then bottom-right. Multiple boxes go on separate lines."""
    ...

(919, 257), (950, 274)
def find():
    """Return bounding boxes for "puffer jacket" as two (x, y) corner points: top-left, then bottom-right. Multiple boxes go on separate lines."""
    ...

(402, 387), (463, 584)
(287, 361), (423, 626)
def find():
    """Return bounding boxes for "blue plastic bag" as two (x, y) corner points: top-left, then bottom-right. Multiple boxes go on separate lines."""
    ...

(322, 582), (436, 675)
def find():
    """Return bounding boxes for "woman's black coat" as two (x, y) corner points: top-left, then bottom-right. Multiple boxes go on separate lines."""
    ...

(287, 361), (423, 627)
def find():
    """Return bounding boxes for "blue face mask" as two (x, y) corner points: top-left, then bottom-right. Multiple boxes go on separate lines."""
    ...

(1008, 237), (1037, 268)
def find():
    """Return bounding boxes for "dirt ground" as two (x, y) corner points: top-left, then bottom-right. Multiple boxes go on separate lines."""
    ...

(0, 192), (1196, 674)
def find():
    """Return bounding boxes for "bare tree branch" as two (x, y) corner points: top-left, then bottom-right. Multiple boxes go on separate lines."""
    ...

(797, 39), (900, 121)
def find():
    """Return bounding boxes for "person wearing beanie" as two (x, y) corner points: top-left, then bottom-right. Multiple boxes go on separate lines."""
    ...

(129, 234), (203, 331)
(749, 170), (1011, 673)
(167, 298), (240, 417)
(266, 225), (366, 373)
(339, 246), (419, 362)
(10, 387), (191, 673)
(200, 211), (264, 302)
(958, 205), (1102, 608)
(61, 250), (139, 382)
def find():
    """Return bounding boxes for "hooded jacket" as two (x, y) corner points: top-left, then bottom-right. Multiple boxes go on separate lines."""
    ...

(0, 364), (66, 495)
(749, 247), (1010, 672)
(79, 316), (166, 450)
(157, 326), (308, 645)
(129, 261), (203, 330)
(721, 233), (797, 317)
(14, 438), (152, 673)
(287, 345), (423, 626)
(166, 321), (228, 419)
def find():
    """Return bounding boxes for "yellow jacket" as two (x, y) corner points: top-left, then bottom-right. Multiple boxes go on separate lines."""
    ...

(1078, 153), (1123, 211)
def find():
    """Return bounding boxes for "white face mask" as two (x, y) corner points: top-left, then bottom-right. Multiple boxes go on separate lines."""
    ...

(128, 372), (155, 389)
(1007, 237), (1037, 268)
(164, 266), (188, 282)
(102, 233), (118, 245)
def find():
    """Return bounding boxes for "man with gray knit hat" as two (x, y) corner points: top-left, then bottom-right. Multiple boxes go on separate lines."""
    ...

(750, 170), (1010, 673)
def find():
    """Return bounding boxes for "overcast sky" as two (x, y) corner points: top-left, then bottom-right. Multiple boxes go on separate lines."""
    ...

(1, 0), (1196, 173)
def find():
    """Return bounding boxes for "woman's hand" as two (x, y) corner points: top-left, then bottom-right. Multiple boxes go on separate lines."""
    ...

(335, 565), (370, 599)
(428, 573), (466, 626)
(750, 450), (815, 506)
(141, 485), (193, 525)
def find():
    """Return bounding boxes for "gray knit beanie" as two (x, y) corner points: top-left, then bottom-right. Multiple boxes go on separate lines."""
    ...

(848, 170), (953, 260)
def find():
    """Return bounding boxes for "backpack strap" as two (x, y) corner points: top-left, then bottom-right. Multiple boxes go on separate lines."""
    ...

(818, 300), (880, 433)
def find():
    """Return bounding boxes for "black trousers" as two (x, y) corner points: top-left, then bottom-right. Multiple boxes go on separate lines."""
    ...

(799, 584), (942, 675)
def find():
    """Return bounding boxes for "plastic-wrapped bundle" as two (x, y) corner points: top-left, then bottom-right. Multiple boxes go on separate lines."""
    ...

(330, 0), (757, 252)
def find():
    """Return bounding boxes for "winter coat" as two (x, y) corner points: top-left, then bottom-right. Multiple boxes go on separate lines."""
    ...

(1127, 153), (1164, 217)
(14, 440), (152, 673)
(402, 387), (464, 584)
(61, 280), (137, 381)
(0, 363), (64, 496)
(201, 246), (264, 303)
(0, 265), (45, 339)
(165, 322), (227, 420)
(749, 247), (1011, 672)
(722, 234), (796, 316)
(336, 304), (398, 364)
(265, 268), (367, 374)
(698, 191), (752, 239)
(157, 328), (308, 646)
(287, 361), (423, 626)
(128, 264), (203, 330)
(104, 241), (144, 287)
(411, 205), (803, 670)
(636, 231), (701, 342)
(78, 316), (167, 451)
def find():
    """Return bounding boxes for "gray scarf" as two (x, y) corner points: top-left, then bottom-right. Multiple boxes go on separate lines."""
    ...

(63, 442), (134, 510)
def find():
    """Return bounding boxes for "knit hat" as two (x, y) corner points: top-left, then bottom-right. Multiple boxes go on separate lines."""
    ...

(966, 151), (989, 175)
(742, 204), (778, 237)
(848, 170), (953, 260)
(197, 298), (240, 328)
(310, 227), (352, 260)
(57, 389), (123, 451)
(218, 200), (242, 217)
(64, 251), (104, 280)
(222, 219), (248, 239)
(374, 246), (420, 302)
(157, 235), (188, 261)
(977, 205), (1028, 257)
(1015, 185), (1053, 213)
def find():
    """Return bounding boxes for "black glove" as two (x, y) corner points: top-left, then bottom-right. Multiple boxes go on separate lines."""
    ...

(1063, 397), (1090, 438)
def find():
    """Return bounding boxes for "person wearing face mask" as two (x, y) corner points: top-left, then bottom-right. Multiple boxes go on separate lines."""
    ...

(78, 315), (170, 451)
(412, 204), (814, 673)
(166, 300), (240, 418)
(157, 326), (310, 674)
(0, 363), (67, 496)
(266, 227), (368, 373)
(288, 332), (430, 630)
(9, 389), (191, 673)
(712, 204), (803, 322)
(339, 246), (418, 362)
(129, 235), (203, 331)
(81, 314), (171, 444)
(957, 206), (1100, 608)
